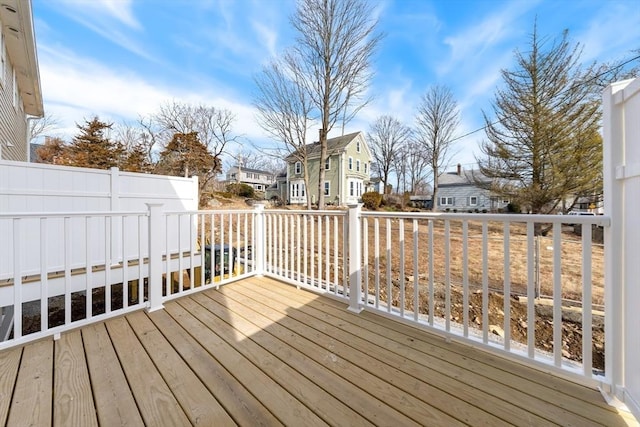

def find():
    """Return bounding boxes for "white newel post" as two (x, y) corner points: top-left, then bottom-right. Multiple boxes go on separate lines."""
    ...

(253, 203), (265, 275)
(146, 203), (164, 312)
(347, 203), (363, 313)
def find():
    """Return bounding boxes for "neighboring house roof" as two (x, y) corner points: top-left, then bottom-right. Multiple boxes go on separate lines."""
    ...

(438, 169), (490, 187)
(1, 1), (44, 117)
(228, 165), (275, 175)
(286, 131), (363, 162)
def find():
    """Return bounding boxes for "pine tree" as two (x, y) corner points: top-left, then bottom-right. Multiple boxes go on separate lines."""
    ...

(477, 24), (601, 215)
(68, 117), (123, 169)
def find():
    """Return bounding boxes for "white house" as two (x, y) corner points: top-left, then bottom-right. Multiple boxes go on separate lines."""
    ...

(437, 164), (510, 212)
(225, 166), (275, 193)
(0, 0), (43, 161)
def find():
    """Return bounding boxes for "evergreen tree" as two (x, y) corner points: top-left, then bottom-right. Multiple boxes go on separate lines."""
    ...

(477, 24), (601, 215)
(68, 117), (123, 169)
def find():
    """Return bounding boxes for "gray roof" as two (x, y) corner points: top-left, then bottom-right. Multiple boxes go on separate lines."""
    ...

(438, 169), (490, 187)
(286, 131), (362, 161)
(230, 166), (275, 175)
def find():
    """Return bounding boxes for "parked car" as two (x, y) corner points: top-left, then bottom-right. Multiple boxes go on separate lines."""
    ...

(566, 211), (595, 225)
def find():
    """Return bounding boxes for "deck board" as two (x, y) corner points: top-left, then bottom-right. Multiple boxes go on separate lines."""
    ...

(7, 339), (53, 427)
(127, 310), (236, 426)
(0, 276), (637, 426)
(223, 281), (552, 426)
(191, 291), (424, 427)
(53, 331), (98, 427)
(147, 309), (281, 426)
(83, 322), (145, 426)
(242, 278), (612, 426)
(0, 348), (21, 425)
(105, 316), (192, 426)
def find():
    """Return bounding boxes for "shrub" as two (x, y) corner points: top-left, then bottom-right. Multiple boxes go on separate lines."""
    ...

(507, 202), (522, 213)
(226, 183), (255, 198)
(362, 192), (383, 210)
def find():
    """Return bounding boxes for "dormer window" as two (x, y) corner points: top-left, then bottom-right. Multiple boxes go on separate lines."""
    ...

(295, 161), (302, 174)
(356, 140), (361, 153)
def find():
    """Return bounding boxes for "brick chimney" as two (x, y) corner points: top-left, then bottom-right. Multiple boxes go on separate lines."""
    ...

(457, 163), (462, 176)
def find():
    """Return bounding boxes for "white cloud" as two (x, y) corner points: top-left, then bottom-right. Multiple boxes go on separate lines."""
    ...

(45, 0), (153, 61)
(38, 45), (268, 144)
(56, 0), (141, 29)
(577, 2), (640, 63)
(437, 1), (540, 77)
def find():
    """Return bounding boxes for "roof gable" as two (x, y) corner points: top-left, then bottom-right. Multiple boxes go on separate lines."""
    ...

(286, 131), (366, 162)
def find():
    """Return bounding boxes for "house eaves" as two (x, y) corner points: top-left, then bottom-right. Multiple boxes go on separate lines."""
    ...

(1, 0), (44, 117)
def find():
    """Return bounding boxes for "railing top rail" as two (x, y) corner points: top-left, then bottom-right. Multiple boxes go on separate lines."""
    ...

(359, 211), (611, 226)
(164, 209), (257, 215)
(0, 210), (149, 219)
(264, 209), (348, 217)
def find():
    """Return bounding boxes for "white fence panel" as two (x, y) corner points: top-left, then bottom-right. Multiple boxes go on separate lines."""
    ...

(604, 77), (640, 420)
(0, 162), (198, 279)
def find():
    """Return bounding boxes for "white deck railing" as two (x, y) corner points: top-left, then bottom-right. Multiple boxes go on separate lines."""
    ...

(0, 204), (614, 388)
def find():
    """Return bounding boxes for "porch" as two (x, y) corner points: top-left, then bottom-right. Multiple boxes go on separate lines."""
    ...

(1, 276), (633, 426)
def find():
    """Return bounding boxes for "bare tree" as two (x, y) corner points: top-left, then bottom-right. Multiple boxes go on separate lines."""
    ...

(112, 121), (153, 172)
(414, 84), (460, 210)
(406, 140), (429, 194)
(227, 148), (286, 176)
(286, 0), (382, 208)
(367, 115), (410, 195)
(392, 146), (407, 195)
(153, 101), (239, 162)
(29, 114), (60, 142)
(254, 59), (315, 208)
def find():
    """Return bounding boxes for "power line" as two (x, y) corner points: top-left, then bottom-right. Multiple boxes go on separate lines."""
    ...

(447, 53), (640, 145)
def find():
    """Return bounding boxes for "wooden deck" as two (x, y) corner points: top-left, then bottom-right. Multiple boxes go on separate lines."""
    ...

(0, 277), (636, 426)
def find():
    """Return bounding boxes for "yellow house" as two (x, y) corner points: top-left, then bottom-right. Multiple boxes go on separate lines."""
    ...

(286, 131), (372, 206)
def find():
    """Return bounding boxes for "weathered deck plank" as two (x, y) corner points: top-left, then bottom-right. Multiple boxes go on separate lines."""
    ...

(147, 309), (282, 426)
(7, 339), (53, 427)
(0, 348), (21, 425)
(222, 282), (544, 426)
(246, 277), (632, 426)
(105, 316), (191, 426)
(53, 330), (98, 427)
(82, 322), (145, 426)
(190, 291), (423, 427)
(0, 276), (636, 427)
(168, 299), (332, 427)
(126, 310), (236, 426)
(238, 281), (609, 426)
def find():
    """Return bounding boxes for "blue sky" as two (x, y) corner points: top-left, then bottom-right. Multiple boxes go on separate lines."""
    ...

(32, 0), (640, 168)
